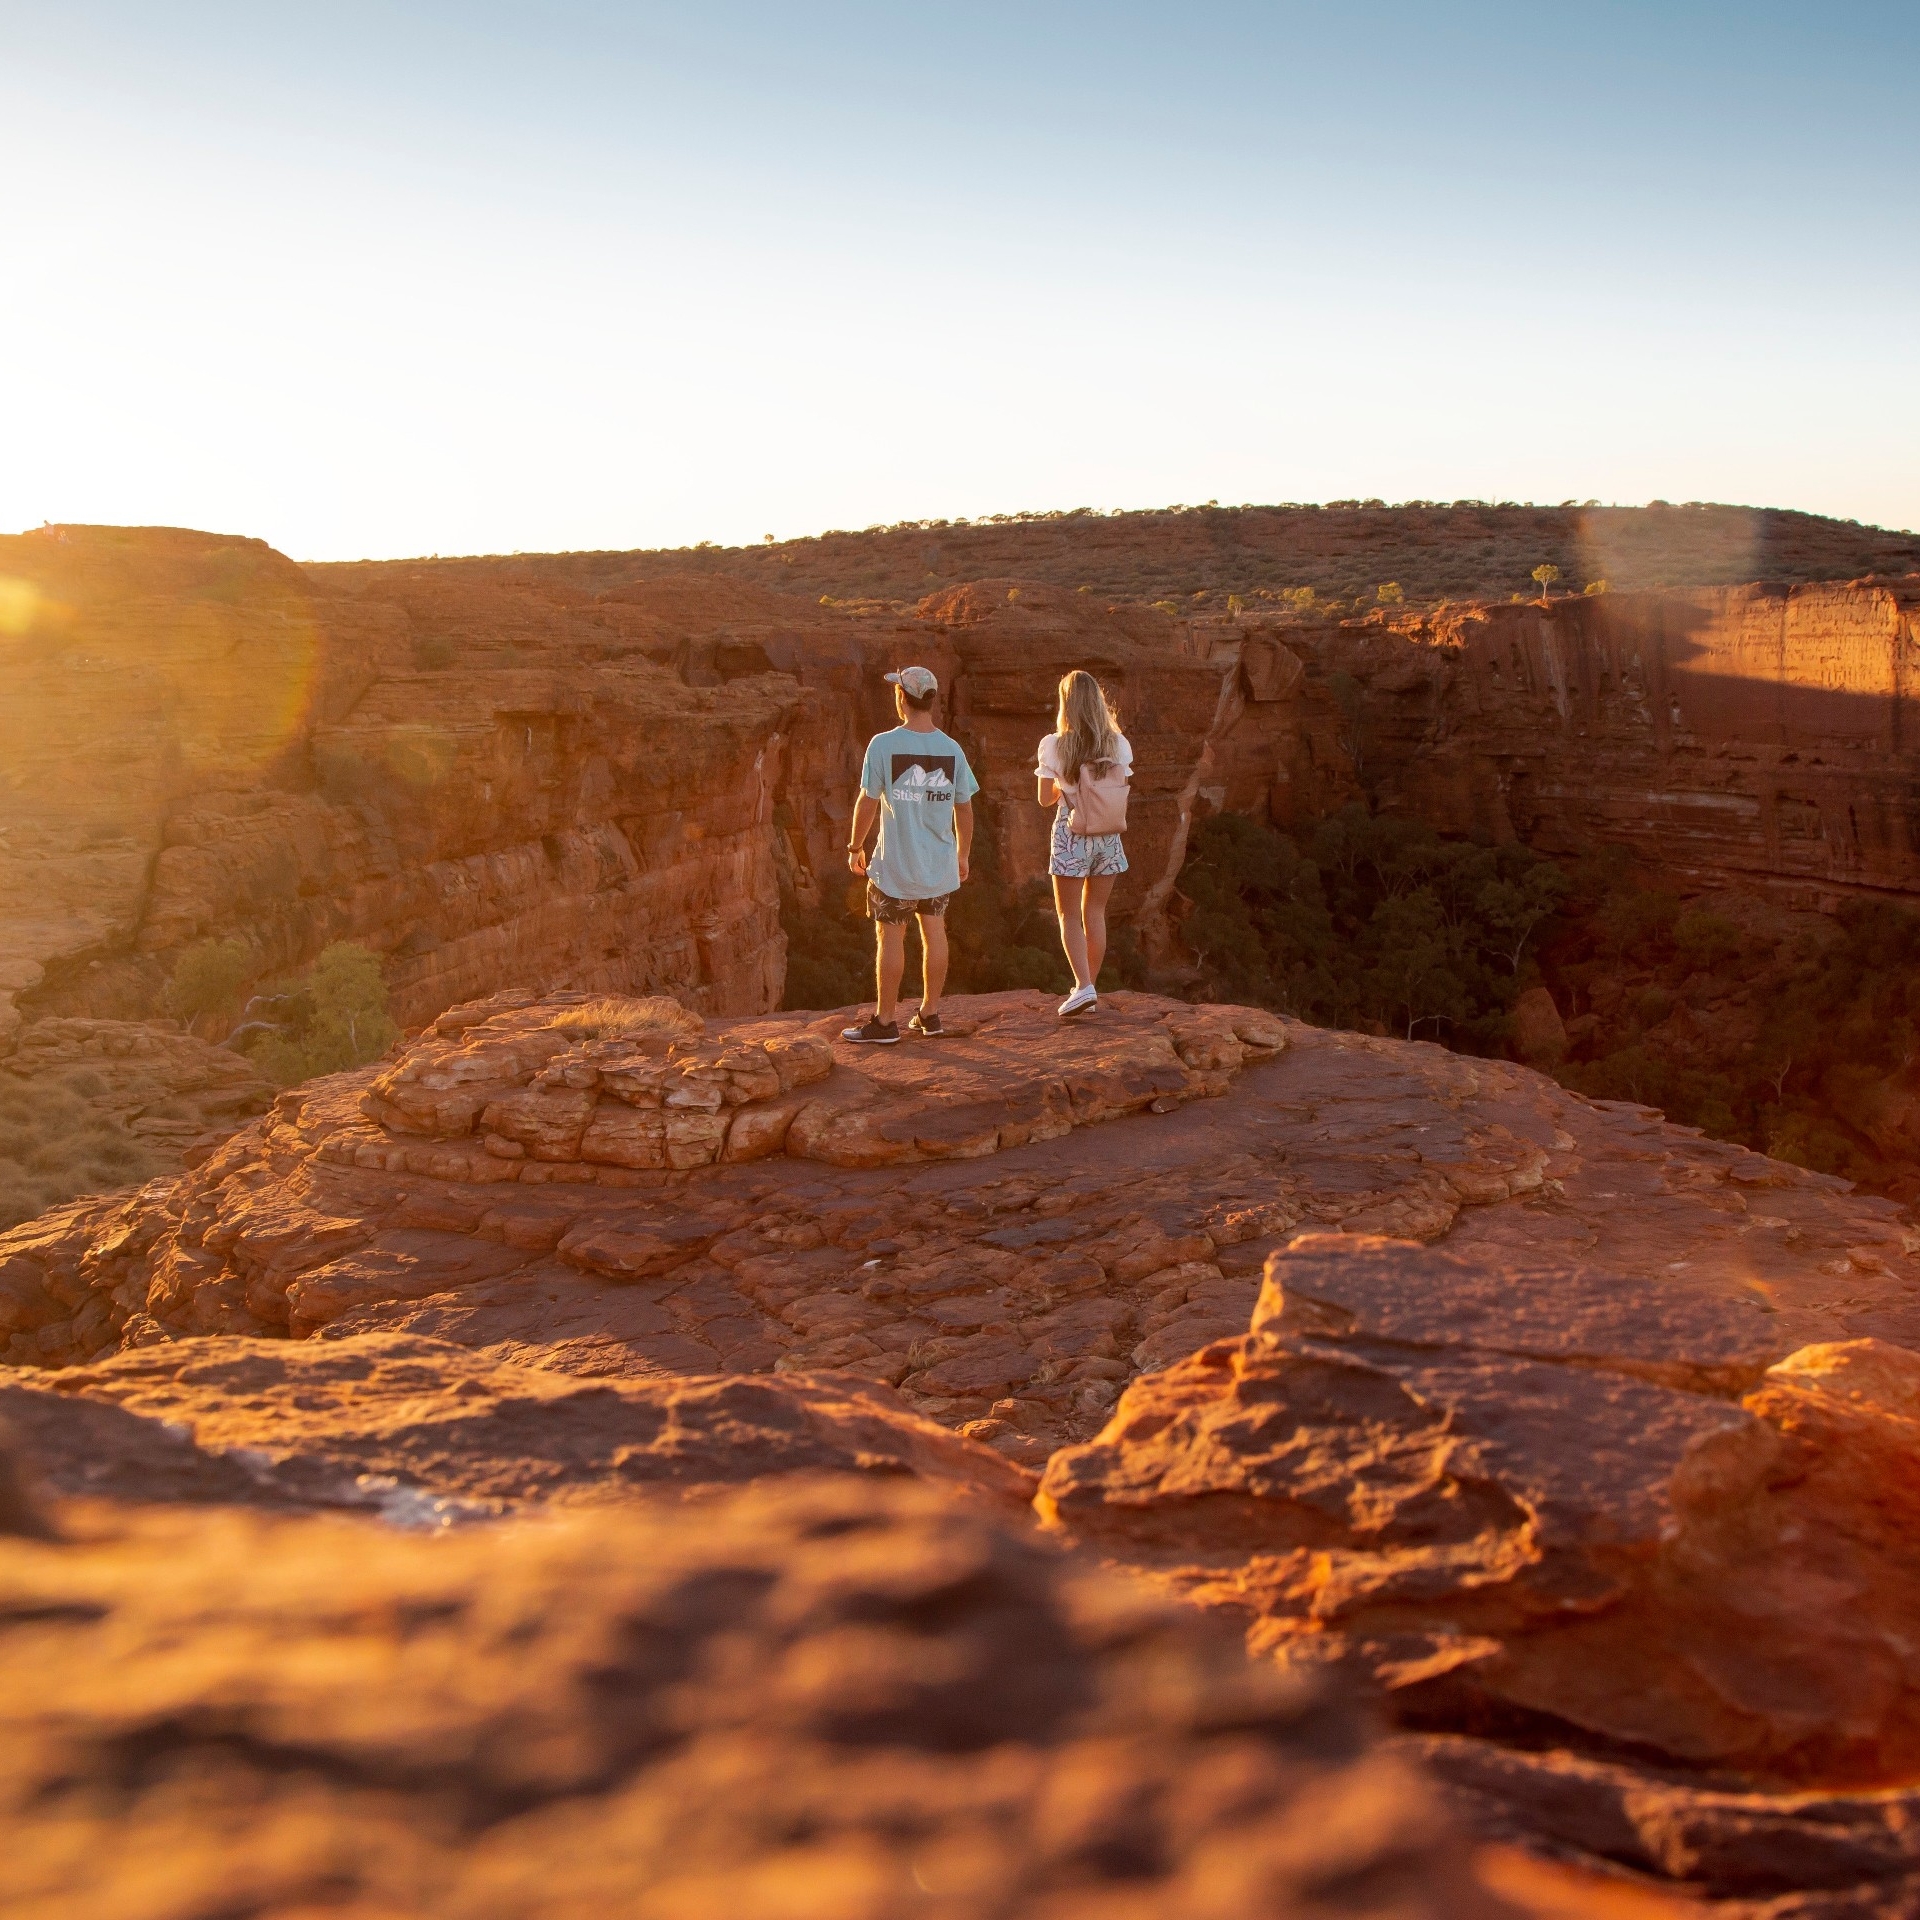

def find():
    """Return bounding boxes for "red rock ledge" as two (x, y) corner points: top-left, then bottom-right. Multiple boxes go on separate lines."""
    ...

(349, 986), (1286, 1179)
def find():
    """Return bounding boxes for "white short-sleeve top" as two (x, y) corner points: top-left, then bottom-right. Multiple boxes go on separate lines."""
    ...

(1036, 731), (1133, 785)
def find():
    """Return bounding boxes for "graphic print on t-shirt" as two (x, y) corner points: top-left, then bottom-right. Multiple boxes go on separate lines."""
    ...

(889, 753), (955, 803)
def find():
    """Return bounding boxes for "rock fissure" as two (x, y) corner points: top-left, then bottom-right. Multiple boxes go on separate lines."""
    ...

(1134, 660), (1247, 958)
(1286, 1317), (1774, 1403)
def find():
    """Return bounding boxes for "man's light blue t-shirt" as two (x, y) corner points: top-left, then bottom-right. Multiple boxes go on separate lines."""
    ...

(860, 725), (979, 901)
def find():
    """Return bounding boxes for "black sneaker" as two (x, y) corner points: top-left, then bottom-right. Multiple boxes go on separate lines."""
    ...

(908, 1008), (945, 1037)
(840, 1016), (900, 1045)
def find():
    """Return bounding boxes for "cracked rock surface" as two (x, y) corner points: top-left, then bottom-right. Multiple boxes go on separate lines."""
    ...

(0, 1329), (1036, 1516)
(6, 989), (1917, 1466)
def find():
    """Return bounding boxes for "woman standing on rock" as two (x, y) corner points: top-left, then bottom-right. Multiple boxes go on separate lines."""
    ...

(1037, 670), (1132, 1018)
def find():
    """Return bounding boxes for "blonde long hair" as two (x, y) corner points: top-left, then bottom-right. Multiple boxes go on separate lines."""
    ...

(1055, 670), (1122, 785)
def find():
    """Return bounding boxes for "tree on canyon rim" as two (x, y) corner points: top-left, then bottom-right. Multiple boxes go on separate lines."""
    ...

(245, 944), (399, 1085)
(167, 939), (399, 1086)
(165, 939), (251, 1035)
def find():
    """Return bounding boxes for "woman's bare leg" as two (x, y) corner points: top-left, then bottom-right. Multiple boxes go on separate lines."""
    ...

(1052, 875), (1092, 988)
(1084, 874), (1117, 985)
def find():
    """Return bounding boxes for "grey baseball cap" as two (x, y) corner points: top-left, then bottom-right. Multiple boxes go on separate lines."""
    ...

(885, 665), (939, 698)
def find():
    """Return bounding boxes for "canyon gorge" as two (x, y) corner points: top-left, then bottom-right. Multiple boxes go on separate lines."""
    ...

(6, 505), (1920, 1915)
(7, 512), (1920, 1049)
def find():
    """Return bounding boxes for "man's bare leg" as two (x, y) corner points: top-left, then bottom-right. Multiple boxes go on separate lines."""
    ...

(875, 920), (907, 1024)
(1084, 874), (1117, 985)
(917, 913), (949, 1014)
(1052, 875), (1092, 988)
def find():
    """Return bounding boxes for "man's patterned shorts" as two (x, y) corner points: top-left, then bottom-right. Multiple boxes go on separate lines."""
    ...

(867, 883), (954, 924)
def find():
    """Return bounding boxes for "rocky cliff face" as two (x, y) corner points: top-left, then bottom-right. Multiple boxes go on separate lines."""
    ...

(17, 520), (1920, 1912)
(1259, 579), (1920, 906)
(0, 528), (876, 1040)
(0, 530), (1283, 1039)
(1040, 1235), (1920, 1785)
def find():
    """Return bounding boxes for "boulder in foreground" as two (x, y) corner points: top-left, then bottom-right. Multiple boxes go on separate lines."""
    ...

(1040, 1234), (1920, 1788)
(0, 1460), (1554, 1920)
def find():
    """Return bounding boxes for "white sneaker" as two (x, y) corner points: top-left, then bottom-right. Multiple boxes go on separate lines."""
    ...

(1058, 984), (1098, 1018)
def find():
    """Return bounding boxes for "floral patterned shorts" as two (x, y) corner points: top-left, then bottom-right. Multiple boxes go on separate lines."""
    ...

(1049, 802), (1128, 880)
(866, 882), (952, 923)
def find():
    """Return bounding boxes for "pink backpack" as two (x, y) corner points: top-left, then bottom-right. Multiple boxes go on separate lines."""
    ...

(1067, 759), (1130, 836)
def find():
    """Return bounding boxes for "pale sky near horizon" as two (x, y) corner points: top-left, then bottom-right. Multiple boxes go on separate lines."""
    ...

(3, 2), (1915, 562)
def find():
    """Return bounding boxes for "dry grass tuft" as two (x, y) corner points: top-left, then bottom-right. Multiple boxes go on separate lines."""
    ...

(546, 996), (704, 1045)
(0, 1081), (166, 1231)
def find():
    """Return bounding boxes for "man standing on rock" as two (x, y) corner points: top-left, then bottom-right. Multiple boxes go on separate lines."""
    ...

(842, 665), (977, 1045)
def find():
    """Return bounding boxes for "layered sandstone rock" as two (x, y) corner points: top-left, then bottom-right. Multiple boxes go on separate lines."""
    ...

(0, 1458), (1543, 1920)
(343, 527), (1920, 922)
(15, 517), (1920, 1914)
(0, 991), (1295, 1403)
(1029, 1228), (1920, 1909)
(3, 1017), (272, 1155)
(3, 987), (1917, 1908)
(1038, 1234), (1920, 1787)
(9, 523), (1920, 1075)
(352, 987), (1280, 1185)
(0, 526), (1268, 1046)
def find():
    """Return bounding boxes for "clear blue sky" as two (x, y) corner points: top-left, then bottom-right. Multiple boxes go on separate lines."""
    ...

(3, 2), (1915, 559)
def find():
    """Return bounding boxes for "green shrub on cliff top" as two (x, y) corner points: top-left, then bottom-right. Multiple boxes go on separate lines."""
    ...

(1673, 910), (1744, 974)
